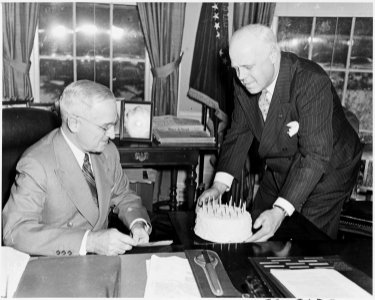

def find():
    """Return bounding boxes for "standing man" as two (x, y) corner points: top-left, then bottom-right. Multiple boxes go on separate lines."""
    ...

(198, 24), (362, 240)
(3, 80), (151, 256)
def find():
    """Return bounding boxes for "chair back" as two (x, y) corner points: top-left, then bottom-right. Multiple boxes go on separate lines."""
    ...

(2, 107), (61, 207)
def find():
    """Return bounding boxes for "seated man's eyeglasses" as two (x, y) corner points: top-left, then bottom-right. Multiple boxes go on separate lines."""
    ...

(73, 114), (118, 134)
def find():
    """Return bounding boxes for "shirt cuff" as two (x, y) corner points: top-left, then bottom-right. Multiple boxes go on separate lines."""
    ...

(214, 172), (234, 191)
(273, 197), (295, 216)
(79, 230), (90, 255)
(130, 218), (151, 235)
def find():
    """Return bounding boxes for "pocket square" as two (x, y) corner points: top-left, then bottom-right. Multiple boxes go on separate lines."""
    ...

(286, 121), (299, 137)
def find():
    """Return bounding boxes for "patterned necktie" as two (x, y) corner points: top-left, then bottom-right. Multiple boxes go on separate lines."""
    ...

(258, 90), (271, 121)
(82, 153), (98, 206)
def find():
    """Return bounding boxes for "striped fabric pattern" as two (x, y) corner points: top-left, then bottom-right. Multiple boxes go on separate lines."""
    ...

(258, 90), (271, 121)
(82, 153), (98, 207)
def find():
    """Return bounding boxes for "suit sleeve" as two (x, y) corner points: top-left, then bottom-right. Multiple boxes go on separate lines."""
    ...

(2, 157), (86, 256)
(279, 73), (333, 210)
(108, 144), (151, 229)
(217, 82), (254, 180)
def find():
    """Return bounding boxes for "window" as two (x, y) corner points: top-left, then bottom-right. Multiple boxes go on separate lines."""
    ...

(35, 3), (148, 103)
(276, 16), (372, 140)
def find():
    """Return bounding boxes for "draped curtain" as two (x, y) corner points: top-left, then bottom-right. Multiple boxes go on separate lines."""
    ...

(233, 2), (276, 31)
(3, 3), (39, 100)
(137, 3), (185, 116)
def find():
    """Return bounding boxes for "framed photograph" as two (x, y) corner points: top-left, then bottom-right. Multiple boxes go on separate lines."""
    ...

(119, 100), (153, 142)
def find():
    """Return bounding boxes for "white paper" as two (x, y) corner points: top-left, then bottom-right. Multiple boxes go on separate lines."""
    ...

(145, 255), (201, 298)
(271, 268), (372, 298)
(0, 247), (30, 298)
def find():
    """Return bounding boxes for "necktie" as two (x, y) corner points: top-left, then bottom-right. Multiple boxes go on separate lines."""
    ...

(82, 153), (98, 206)
(258, 90), (271, 121)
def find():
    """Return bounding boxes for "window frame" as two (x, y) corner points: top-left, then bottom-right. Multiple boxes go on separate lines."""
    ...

(272, 3), (373, 134)
(273, 16), (372, 106)
(30, 2), (152, 103)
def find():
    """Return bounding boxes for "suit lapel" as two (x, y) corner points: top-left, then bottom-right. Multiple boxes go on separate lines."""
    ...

(53, 131), (99, 227)
(235, 80), (264, 141)
(91, 153), (111, 229)
(259, 53), (293, 157)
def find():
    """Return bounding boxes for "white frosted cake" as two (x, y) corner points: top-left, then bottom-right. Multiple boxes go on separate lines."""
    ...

(194, 200), (252, 243)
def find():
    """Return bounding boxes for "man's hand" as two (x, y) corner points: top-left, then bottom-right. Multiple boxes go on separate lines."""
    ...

(246, 207), (286, 242)
(196, 182), (228, 212)
(131, 222), (149, 245)
(86, 228), (137, 256)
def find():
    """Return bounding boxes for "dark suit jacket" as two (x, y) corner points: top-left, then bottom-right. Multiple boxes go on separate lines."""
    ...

(217, 52), (362, 213)
(2, 129), (150, 256)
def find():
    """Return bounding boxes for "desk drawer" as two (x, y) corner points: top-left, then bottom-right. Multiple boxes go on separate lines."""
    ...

(119, 150), (199, 167)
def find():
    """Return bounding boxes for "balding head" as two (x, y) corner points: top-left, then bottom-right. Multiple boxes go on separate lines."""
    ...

(230, 24), (278, 55)
(229, 24), (280, 94)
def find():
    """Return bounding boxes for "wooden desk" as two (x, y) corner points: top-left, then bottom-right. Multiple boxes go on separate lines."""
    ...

(114, 139), (216, 210)
(14, 212), (372, 297)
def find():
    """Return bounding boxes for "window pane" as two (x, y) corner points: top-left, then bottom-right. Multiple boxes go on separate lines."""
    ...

(76, 3), (94, 57)
(77, 59), (109, 87)
(77, 60), (94, 81)
(95, 60), (110, 87)
(39, 3), (73, 56)
(351, 18), (373, 70)
(277, 17), (312, 58)
(329, 71), (345, 99)
(312, 18), (351, 69)
(113, 61), (145, 99)
(345, 72), (372, 132)
(76, 3), (110, 58)
(113, 5), (145, 59)
(95, 4), (111, 58)
(40, 58), (73, 103)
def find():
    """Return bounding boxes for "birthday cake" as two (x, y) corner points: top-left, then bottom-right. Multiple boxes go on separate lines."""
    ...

(194, 200), (253, 243)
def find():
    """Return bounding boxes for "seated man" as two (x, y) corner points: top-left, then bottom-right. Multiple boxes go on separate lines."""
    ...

(3, 80), (151, 256)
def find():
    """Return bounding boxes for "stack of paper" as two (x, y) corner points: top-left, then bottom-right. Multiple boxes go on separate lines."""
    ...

(270, 268), (372, 298)
(153, 115), (215, 144)
(144, 255), (201, 298)
(1, 247), (30, 298)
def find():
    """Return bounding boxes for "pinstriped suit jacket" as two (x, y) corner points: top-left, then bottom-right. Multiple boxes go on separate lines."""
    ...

(217, 52), (362, 212)
(2, 129), (150, 256)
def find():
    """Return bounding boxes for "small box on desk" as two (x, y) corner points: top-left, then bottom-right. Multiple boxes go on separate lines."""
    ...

(125, 168), (156, 212)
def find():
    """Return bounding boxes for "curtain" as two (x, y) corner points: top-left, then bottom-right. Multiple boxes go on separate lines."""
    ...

(233, 2), (276, 31)
(137, 3), (186, 208)
(187, 3), (232, 145)
(3, 3), (39, 100)
(137, 3), (185, 116)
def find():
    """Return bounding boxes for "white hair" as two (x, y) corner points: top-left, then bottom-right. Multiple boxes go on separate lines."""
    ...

(59, 80), (115, 121)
